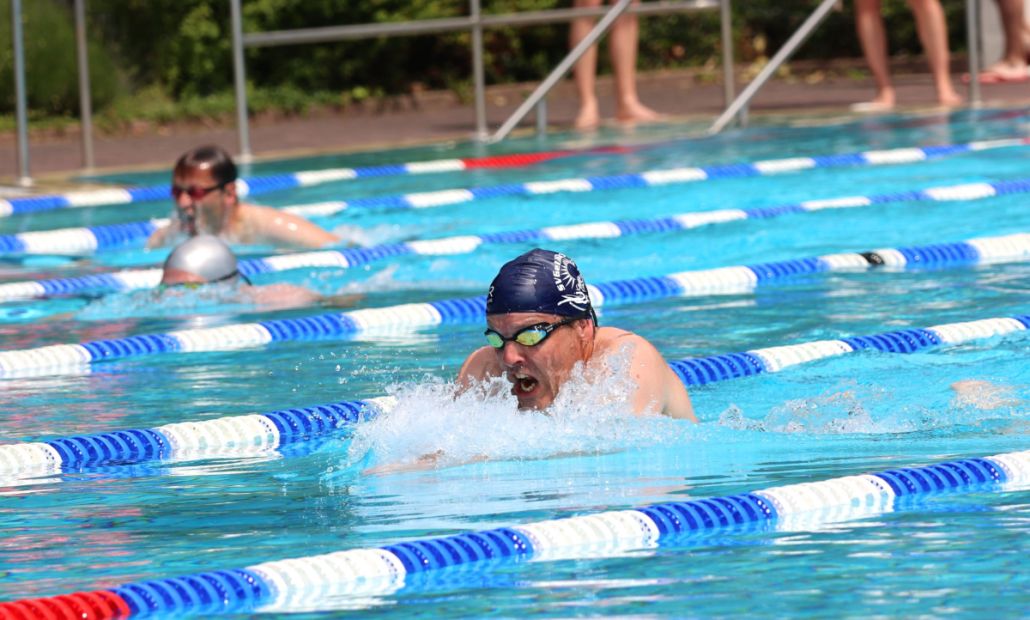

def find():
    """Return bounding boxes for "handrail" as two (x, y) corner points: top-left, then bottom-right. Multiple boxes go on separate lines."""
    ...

(488, 0), (634, 143)
(708, 0), (840, 134)
(710, 0), (986, 134)
(229, 0), (725, 149)
(242, 2), (721, 47)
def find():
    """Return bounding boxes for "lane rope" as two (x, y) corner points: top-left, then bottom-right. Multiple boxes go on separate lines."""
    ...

(2, 449), (1026, 616)
(0, 149), (606, 218)
(2, 138), (1026, 254)
(3, 168), (1030, 294)
(1, 311), (1026, 477)
(0, 232), (1026, 375)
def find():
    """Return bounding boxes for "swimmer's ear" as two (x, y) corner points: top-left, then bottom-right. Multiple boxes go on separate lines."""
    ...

(223, 181), (240, 203)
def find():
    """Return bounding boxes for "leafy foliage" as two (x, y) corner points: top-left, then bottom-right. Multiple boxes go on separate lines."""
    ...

(0, 0), (122, 114)
(3, 0), (970, 119)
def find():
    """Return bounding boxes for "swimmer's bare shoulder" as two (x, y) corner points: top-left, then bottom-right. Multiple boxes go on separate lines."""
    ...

(242, 203), (340, 248)
(146, 221), (179, 249)
(457, 346), (502, 390)
(595, 327), (696, 422)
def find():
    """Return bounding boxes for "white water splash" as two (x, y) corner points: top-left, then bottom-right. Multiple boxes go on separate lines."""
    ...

(346, 349), (687, 473)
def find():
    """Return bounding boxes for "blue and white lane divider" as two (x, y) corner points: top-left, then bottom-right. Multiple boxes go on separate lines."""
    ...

(4, 170), (1030, 259)
(0, 149), (601, 218)
(2, 167), (1027, 296)
(0, 397), (393, 476)
(0, 233), (1028, 375)
(1, 312), (1027, 478)
(2, 451), (1027, 616)
(1, 137), (1025, 219)
(4, 140), (1030, 257)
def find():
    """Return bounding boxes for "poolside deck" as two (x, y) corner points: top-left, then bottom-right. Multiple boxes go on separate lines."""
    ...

(1, 60), (1028, 189)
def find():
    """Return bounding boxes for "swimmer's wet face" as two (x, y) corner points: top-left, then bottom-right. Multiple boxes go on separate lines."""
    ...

(487, 312), (593, 410)
(171, 165), (234, 236)
(481, 248), (598, 410)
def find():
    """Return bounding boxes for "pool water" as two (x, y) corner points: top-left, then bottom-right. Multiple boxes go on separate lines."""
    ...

(0, 108), (1028, 616)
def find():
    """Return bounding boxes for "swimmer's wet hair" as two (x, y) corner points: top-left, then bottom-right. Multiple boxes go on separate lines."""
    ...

(173, 144), (238, 186)
(486, 248), (596, 323)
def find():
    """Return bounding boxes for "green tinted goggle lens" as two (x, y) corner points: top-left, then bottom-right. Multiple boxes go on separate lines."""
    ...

(484, 317), (577, 349)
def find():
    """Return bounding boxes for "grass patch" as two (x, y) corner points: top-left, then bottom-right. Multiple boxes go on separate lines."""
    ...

(0, 84), (359, 137)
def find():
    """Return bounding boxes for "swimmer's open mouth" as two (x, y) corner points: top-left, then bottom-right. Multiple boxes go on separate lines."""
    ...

(511, 372), (538, 395)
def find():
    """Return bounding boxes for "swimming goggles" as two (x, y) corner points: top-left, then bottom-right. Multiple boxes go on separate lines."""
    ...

(171, 182), (225, 201)
(484, 317), (578, 349)
(159, 270), (251, 291)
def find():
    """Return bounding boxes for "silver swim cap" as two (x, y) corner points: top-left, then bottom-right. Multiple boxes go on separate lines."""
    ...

(162, 234), (239, 284)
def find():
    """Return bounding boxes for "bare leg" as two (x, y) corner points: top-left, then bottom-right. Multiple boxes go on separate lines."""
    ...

(907, 0), (962, 105)
(853, 0), (896, 110)
(609, 0), (662, 124)
(981, 0), (1029, 79)
(571, 0), (603, 129)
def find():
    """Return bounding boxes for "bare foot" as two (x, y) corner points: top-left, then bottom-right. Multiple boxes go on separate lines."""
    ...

(574, 100), (601, 131)
(967, 61), (1030, 84)
(615, 100), (664, 125)
(850, 90), (895, 113)
(936, 89), (963, 108)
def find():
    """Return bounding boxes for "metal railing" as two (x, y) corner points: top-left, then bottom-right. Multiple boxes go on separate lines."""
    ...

(229, 0), (729, 159)
(7, 1), (993, 184)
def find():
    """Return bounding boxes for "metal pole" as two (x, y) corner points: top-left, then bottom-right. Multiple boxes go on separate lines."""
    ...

(74, 0), (95, 170)
(965, 0), (981, 106)
(489, 0), (633, 143)
(11, 0), (31, 186)
(709, 0), (839, 135)
(720, 0), (734, 107)
(230, 0), (252, 163)
(536, 99), (548, 135)
(471, 0), (488, 140)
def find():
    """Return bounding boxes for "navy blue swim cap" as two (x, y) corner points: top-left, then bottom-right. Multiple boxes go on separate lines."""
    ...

(486, 248), (595, 322)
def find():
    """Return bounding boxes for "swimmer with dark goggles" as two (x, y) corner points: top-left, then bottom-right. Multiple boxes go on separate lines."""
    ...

(458, 248), (695, 420)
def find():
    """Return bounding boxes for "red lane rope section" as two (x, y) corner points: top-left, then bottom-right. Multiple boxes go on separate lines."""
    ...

(0, 590), (130, 620)
(460, 145), (635, 169)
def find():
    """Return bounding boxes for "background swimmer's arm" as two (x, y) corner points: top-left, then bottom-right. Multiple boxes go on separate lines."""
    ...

(145, 221), (176, 248)
(243, 283), (322, 310)
(247, 204), (341, 248)
(317, 292), (364, 308)
(621, 334), (697, 422)
(950, 379), (1022, 410)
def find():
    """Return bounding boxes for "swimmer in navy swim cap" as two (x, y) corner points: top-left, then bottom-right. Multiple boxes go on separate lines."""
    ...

(458, 249), (695, 420)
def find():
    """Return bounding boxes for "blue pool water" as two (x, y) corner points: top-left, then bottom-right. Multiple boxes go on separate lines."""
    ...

(0, 108), (1027, 615)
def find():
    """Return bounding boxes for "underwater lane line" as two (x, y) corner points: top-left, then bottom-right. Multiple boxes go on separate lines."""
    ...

(0, 232), (1027, 375)
(1, 449), (1026, 616)
(1, 312), (1026, 477)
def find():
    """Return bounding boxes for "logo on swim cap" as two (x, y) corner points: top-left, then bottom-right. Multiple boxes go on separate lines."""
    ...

(551, 252), (590, 313)
(485, 248), (594, 321)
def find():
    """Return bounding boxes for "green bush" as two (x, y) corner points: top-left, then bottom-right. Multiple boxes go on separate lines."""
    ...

(0, 0), (123, 115)
(3, 0), (973, 125)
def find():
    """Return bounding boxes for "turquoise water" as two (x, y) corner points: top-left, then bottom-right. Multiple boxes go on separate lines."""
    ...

(0, 108), (1028, 615)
